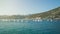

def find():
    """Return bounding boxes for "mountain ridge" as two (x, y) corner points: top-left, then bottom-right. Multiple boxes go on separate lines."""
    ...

(0, 7), (60, 19)
(26, 7), (60, 19)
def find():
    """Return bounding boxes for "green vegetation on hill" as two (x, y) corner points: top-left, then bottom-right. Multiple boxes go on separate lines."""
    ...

(0, 7), (60, 19)
(27, 7), (60, 19)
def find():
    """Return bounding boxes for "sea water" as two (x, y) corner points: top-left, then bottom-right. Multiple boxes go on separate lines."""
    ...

(0, 19), (60, 34)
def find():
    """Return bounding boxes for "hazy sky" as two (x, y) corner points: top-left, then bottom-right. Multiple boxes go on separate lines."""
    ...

(0, 0), (60, 15)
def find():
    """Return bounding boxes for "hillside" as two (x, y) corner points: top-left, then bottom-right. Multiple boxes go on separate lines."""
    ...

(26, 7), (60, 19)
(0, 15), (25, 19)
(0, 7), (60, 19)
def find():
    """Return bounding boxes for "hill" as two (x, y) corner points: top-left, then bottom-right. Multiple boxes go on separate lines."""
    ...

(26, 7), (60, 19)
(0, 7), (60, 19)
(0, 15), (25, 19)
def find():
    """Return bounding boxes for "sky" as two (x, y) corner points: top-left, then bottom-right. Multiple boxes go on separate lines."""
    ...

(0, 0), (60, 15)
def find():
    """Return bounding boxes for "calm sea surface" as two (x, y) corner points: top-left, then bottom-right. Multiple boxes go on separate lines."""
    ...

(0, 19), (60, 34)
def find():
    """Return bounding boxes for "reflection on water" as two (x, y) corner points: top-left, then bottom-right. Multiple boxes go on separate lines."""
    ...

(0, 19), (60, 34)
